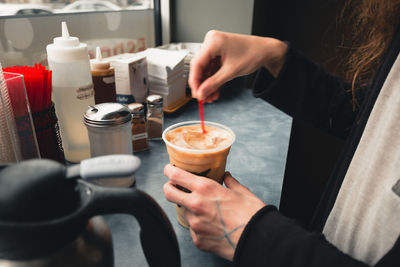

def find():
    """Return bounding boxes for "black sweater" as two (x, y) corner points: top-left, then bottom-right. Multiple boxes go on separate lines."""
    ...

(233, 30), (400, 266)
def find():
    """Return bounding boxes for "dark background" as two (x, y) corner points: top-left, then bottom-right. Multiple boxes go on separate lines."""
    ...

(252, 0), (347, 227)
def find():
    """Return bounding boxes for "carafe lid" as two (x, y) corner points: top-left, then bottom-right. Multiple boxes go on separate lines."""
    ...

(0, 159), (79, 222)
(84, 103), (132, 126)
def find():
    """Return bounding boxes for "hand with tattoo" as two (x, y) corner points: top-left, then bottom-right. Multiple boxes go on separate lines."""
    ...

(163, 164), (266, 261)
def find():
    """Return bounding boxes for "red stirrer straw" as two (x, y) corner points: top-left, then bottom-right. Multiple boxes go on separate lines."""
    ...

(3, 65), (52, 114)
(198, 100), (206, 134)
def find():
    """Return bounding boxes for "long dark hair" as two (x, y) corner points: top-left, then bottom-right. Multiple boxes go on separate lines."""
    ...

(342, 0), (400, 95)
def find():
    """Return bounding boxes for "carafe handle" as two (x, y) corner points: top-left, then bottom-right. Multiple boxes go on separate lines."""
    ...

(83, 181), (181, 267)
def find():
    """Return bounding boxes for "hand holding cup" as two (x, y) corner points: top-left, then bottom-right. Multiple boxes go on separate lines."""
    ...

(162, 121), (235, 228)
(163, 165), (266, 261)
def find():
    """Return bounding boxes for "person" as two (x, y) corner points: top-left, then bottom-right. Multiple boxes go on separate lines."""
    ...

(163, 1), (400, 266)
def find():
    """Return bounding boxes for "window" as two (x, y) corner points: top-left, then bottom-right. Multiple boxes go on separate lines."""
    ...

(16, 9), (53, 16)
(0, 0), (152, 17)
(0, 0), (155, 67)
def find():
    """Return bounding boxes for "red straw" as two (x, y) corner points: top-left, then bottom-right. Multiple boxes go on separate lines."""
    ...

(198, 100), (206, 134)
(3, 64), (52, 114)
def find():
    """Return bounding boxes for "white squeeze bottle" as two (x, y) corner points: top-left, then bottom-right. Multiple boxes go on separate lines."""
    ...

(46, 21), (94, 163)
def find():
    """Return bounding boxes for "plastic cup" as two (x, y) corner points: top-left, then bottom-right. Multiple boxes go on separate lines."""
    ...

(162, 121), (235, 228)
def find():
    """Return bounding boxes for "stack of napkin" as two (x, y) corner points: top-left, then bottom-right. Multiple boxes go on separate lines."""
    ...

(143, 48), (187, 109)
(158, 43), (202, 89)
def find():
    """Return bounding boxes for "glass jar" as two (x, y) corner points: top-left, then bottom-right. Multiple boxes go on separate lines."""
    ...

(83, 103), (134, 187)
(146, 95), (163, 140)
(128, 103), (149, 152)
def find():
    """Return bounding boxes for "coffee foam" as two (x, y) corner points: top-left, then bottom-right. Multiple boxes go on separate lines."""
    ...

(165, 125), (232, 150)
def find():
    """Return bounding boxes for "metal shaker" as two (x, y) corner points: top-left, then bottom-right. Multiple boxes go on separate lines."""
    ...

(146, 95), (163, 140)
(84, 103), (134, 187)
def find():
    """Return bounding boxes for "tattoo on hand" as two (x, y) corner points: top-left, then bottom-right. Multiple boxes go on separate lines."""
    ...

(214, 199), (245, 249)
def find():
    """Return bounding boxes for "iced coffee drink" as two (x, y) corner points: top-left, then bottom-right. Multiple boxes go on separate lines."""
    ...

(162, 121), (235, 228)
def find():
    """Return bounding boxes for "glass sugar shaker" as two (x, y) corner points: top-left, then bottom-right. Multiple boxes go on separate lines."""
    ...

(83, 103), (134, 187)
(128, 103), (149, 152)
(146, 95), (163, 140)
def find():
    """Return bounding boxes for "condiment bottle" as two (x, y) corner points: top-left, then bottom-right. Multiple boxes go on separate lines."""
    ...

(46, 21), (94, 163)
(146, 94), (163, 140)
(90, 46), (116, 104)
(128, 103), (149, 152)
(83, 103), (134, 187)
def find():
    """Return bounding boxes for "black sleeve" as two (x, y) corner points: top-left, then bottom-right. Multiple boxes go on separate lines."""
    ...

(252, 46), (366, 140)
(233, 206), (400, 267)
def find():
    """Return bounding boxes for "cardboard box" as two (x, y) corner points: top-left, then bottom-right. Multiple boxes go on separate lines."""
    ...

(109, 54), (149, 104)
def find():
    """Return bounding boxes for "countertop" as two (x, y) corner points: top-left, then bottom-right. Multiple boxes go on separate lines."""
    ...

(105, 85), (292, 267)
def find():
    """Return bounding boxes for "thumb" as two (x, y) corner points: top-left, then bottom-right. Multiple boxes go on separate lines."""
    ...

(223, 172), (250, 193)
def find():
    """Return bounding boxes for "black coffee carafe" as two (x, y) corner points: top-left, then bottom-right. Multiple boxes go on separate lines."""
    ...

(0, 155), (181, 267)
